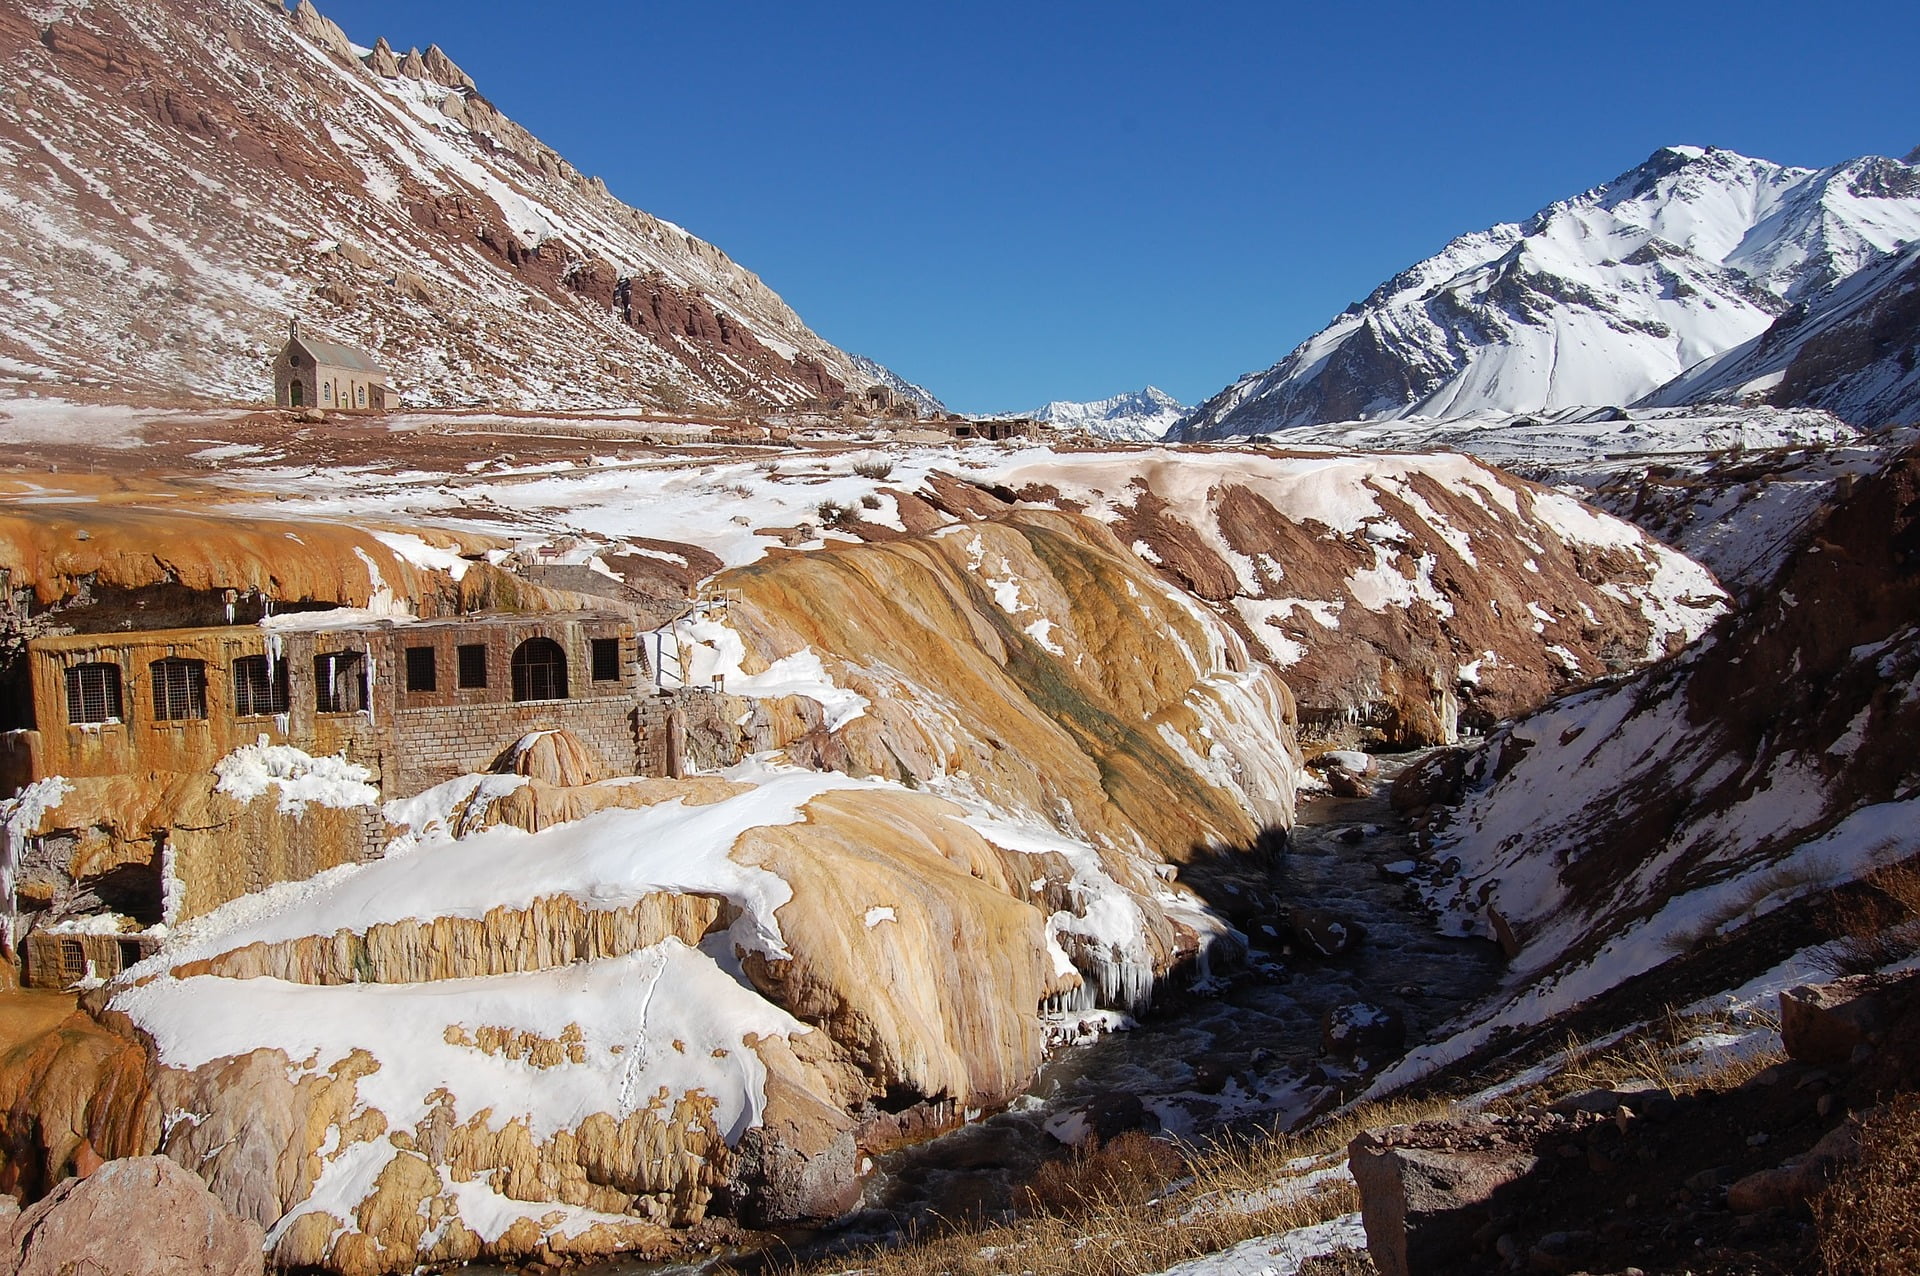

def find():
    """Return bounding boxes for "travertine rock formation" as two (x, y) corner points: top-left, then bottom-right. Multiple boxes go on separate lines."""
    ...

(975, 449), (1725, 742)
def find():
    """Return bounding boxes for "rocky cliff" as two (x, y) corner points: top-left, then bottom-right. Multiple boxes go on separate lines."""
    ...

(0, 0), (908, 410)
(970, 448), (1725, 741)
(1377, 441), (1920, 1086)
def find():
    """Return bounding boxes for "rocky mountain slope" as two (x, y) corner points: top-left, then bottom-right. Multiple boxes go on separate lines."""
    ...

(1376, 439), (1920, 1092)
(1006, 387), (1188, 441)
(1176, 145), (1920, 439)
(976, 447), (1724, 741)
(1645, 241), (1920, 425)
(0, 0), (910, 411)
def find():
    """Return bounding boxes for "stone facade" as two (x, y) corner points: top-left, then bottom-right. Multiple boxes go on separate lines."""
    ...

(271, 322), (391, 412)
(22, 610), (651, 795)
(20, 930), (160, 990)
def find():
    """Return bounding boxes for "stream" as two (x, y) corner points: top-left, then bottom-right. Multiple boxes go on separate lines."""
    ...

(581, 752), (1502, 1272)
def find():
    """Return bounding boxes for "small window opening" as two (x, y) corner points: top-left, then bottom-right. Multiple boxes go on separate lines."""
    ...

(232, 654), (289, 717)
(117, 939), (143, 972)
(591, 638), (621, 682)
(65, 662), (123, 724)
(149, 658), (208, 721)
(457, 643), (488, 689)
(60, 940), (84, 981)
(315, 651), (368, 713)
(511, 638), (567, 702)
(405, 646), (437, 693)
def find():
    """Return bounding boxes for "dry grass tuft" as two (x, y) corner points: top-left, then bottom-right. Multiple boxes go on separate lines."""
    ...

(1815, 861), (1920, 977)
(1016, 1131), (1184, 1218)
(750, 1122), (1375, 1276)
(1814, 1095), (1920, 1275)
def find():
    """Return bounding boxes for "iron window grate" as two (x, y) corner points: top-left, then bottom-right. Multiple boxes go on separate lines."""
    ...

(149, 658), (207, 721)
(232, 655), (289, 717)
(65, 662), (123, 724)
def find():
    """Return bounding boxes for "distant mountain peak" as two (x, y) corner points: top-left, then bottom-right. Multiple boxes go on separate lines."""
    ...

(1176, 145), (1920, 440)
(1006, 386), (1189, 441)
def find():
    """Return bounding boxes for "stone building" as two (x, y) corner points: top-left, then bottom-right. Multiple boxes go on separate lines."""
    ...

(22, 609), (656, 795)
(9, 608), (683, 987)
(272, 320), (391, 412)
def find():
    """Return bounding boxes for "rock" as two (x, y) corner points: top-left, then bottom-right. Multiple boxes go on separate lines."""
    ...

(1726, 1117), (1867, 1214)
(1780, 974), (1901, 1066)
(1327, 768), (1374, 799)
(1547, 1082), (1670, 1117)
(1389, 747), (1467, 812)
(0, 1155), (264, 1275)
(1321, 1002), (1406, 1064)
(1350, 1126), (1539, 1276)
(1313, 749), (1377, 776)
(363, 37), (401, 79)
(296, 408), (326, 424)
(1078, 1091), (1158, 1144)
(1291, 907), (1367, 957)
(493, 727), (605, 786)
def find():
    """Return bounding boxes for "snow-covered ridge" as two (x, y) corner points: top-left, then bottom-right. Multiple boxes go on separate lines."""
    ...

(1001, 387), (1189, 441)
(1176, 145), (1920, 439)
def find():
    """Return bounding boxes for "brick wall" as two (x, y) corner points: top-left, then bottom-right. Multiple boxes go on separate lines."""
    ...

(387, 697), (646, 793)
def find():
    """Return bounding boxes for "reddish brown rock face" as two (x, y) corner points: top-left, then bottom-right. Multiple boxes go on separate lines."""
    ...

(979, 448), (1726, 747)
(1419, 444), (1920, 987)
(0, 0), (870, 411)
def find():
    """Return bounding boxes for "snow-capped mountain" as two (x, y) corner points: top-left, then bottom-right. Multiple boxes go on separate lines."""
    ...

(1643, 242), (1920, 426)
(1175, 146), (1920, 439)
(0, 0), (925, 412)
(1012, 386), (1188, 440)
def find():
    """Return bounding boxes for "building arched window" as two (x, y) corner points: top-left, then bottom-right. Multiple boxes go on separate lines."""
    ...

(322, 381), (334, 404)
(65, 662), (123, 724)
(511, 638), (568, 702)
(355, 383), (366, 407)
(149, 658), (208, 721)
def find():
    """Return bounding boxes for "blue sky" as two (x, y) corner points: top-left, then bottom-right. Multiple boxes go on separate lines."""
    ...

(313, 0), (1915, 414)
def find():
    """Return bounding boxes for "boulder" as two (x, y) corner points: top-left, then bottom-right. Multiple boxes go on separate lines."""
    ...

(1726, 1116), (1867, 1214)
(1327, 768), (1374, 799)
(1320, 1002), (1406, 1064)
(1350, 1126), (1539, 1276)
(1291, 907), (1366, 957)
(493, 727), (605, 786)
(1780, 973), (1902, 1065)
(0, 1155), (264, 1275)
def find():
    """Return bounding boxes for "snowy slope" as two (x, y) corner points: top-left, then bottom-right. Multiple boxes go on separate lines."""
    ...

(1643, 243), (1920, 426)
(1009, 387), (1189, 441)
(1176, 146), (1920, 438)
(0, 0), (923, 411)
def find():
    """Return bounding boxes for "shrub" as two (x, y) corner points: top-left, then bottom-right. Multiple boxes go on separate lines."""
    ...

(1814, 1095), (1920, 1275)
(817, 500), (853, 527)
(861, 493), (882, 510)
(853, 458), (895, 480)
(1015, 1131), (1184, 1218)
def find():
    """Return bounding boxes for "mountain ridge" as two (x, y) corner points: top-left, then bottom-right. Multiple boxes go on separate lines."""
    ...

(1174, 144), (1920, 439)
(0, 0), (928, 412)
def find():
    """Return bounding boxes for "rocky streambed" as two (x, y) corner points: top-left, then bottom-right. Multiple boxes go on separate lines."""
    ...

(747, 751), (1500, 1260)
